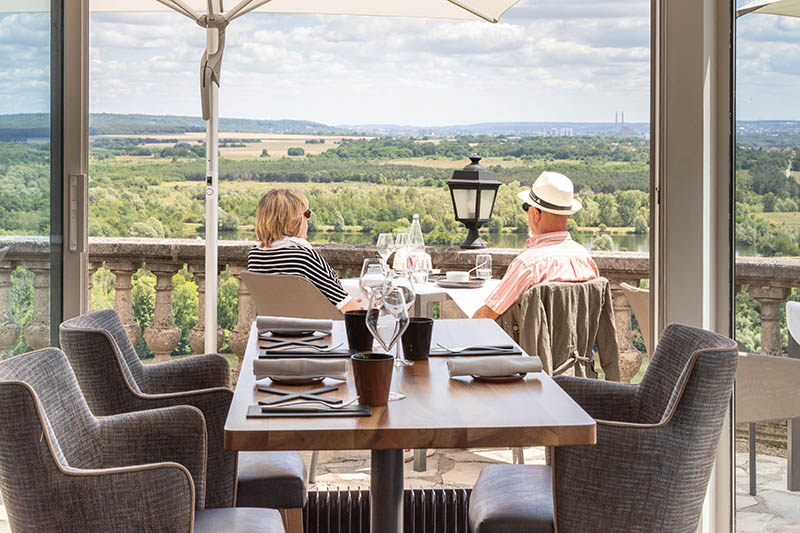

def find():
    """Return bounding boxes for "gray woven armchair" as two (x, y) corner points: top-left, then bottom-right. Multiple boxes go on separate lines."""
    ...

(0, 348), (284, 532)
(59, 310), (307, 525)
(469, 323), (739, 533)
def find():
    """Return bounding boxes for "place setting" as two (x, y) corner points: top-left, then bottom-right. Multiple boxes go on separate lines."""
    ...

(257, 316), (354, 358)
(447, 354), (544, 383)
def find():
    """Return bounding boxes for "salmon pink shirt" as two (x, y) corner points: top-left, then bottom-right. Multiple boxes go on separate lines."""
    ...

(483, 231), (599, 316)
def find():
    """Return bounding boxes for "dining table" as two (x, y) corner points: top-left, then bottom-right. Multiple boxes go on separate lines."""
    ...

(224, 318), (596, 533)
(340, 277), (502, 318)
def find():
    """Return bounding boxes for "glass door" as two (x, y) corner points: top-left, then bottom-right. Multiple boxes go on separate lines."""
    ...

(0, 0), (65, 357)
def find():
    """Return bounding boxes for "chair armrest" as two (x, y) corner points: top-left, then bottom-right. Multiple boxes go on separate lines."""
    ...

(143, 353), (230, 393)
(56, 462), (195, 531)
(554, 375), (639, 422)
(98, 405), (207, 510)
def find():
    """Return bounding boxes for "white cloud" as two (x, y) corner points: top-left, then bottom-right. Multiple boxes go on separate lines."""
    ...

(2, 1), (797, 124)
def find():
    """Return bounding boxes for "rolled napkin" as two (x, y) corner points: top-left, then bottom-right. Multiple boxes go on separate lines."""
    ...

(254, 358), (348, 381)
(257, 316), (333, 335)
(447, 355), (543, 378)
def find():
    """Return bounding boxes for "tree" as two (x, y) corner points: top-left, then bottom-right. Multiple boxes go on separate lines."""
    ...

(633, 214), (649, 234)
(260, 148), (269, 158)
(593, 234), (614, 251)
(218, 209), (239, 232)
(333, 212), (345, 232)
(287, 147), (305, 156)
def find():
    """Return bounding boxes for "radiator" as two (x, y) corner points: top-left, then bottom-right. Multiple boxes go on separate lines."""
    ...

(303, 488), (472, 533)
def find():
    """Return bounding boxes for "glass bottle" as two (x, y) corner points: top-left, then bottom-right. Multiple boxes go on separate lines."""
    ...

(409, 213), (425, 252)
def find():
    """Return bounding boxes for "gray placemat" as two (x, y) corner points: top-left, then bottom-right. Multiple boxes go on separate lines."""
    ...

(247, 404), (371, 418)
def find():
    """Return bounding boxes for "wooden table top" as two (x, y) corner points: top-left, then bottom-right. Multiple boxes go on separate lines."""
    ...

(224, 319), (596, 451)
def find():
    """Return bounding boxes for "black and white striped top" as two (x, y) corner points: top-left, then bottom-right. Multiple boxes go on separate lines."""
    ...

(248, 238), (351, 309)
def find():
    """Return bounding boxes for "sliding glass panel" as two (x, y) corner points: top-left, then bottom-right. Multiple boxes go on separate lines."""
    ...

(735, 3), (800, 527)
(0, 2), (62, 358)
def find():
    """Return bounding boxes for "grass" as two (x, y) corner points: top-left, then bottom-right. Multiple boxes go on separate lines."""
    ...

(753, 211), (800, 228)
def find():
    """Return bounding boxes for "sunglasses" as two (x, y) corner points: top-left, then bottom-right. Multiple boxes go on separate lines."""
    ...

(522, 203), (540, 214)
(303, 209), (312, 219)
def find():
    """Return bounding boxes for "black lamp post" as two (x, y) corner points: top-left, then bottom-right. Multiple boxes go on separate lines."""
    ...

(446, 155), (502, 249)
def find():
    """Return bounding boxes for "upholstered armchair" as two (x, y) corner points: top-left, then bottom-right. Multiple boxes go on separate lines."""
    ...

(0, 348), (283, 532)
(59, 310), (307, 527)
(469, 323), (739, 532)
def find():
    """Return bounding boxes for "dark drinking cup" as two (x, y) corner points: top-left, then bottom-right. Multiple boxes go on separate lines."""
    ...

(351, 353), (394, 407)
(344, 310), (374, 352)
(401, 317), (433, 361)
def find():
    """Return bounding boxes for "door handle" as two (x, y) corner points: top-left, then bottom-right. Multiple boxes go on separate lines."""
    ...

(69, 173), (87, 253)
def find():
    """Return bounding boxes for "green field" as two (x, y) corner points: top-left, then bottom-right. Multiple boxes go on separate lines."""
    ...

(753, 211), (800, 228)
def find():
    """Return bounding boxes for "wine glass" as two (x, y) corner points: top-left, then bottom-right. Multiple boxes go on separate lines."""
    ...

(393, 232), (411, 271)
(408, 251), (429, 284)
(366, 286), (412, 370)
(360, 258), (386, 300)
(386, 268), (416, 314)
(376, 233), (394, 270)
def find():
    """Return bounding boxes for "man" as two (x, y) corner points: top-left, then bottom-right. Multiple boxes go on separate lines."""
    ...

(473, 171), (599, 319)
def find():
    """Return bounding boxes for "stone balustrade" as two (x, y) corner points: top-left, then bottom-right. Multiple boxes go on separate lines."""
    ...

(1, 236), (797, 380)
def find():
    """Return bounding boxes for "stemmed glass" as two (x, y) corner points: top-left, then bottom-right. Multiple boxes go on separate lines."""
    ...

(366, 285), (411, 371)
(393, 233), (410, 271)
(360, 258), (386, 300)
(376, 233), (394, 270)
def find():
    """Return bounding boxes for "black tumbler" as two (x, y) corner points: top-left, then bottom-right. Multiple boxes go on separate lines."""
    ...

(345, 310), (374, 352)
(401, 317), (434, 361)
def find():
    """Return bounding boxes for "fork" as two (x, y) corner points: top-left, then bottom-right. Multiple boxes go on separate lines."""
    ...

(433, 343), (516, 353)
(260, 398), (359, 410)
(268, 342), (344, 353)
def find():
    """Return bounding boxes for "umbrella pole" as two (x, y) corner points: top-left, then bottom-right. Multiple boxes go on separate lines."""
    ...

(204, 27), (220, 354)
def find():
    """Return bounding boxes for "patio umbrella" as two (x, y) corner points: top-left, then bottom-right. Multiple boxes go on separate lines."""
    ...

(738, 0), (800, 17)
(3, 0), (521, 353)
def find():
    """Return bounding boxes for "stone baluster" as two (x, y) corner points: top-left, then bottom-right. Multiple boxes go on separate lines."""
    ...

(228, 265), (255, 364)
(610, 281), (643, 383)
(748, 284), (791, 355)
(0, 263), (20, 359)
(23, 263), (51, 350)
(87, 262), (100, 311)
(107, 261), (142, 347)
(143, 263), (181, 362)
(189, 263), (223, 354)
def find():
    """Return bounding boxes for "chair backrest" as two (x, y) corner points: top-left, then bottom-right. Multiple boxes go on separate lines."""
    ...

(735, 301), (800, 424)
(60, 309), (148, 415)
(554, 324), (738, 532)
(0, 349), (102, 527)
(619, 282), (652, 358)
(496, 277), (619, 380)
(240, 271), (343, 320)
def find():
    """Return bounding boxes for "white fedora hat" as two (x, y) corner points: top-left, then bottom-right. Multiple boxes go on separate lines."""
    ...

(517, 171), (582, 215)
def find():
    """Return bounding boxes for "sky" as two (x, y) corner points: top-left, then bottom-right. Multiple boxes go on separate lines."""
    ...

(0, 0), (798, 126)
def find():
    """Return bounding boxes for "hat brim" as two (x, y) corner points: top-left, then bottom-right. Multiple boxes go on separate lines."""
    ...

(517, 189), (581, 215)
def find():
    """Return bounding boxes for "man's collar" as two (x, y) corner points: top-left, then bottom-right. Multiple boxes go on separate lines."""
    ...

(526, 230), (571, 249)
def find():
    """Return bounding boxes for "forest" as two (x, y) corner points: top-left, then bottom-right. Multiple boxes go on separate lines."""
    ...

(2, 133), (799, 358)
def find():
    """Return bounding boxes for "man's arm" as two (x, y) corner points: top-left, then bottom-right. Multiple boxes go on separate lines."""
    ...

(473, 305), (500, 320)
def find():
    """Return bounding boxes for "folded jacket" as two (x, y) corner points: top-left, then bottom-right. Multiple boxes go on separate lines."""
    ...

(254, 358), (348, 380)
(257, 316), (333, 335)
(447, 355), (543, 378)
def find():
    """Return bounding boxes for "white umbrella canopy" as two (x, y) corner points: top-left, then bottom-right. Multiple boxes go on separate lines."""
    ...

(2, 0), (521, 353)
(738, 0), (800, 17)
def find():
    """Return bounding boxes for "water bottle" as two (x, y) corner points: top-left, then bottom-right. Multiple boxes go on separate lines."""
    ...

(409, 214), (425, 252)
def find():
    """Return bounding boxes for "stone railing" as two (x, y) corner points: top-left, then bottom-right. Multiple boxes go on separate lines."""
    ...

(1, 236), (798, 382)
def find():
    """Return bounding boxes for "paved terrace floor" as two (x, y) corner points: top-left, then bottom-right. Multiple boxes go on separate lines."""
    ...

(1, 448), (797, 531)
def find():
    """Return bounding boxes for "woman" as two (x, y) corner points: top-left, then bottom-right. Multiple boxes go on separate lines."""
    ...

(248, 189), (361, 312)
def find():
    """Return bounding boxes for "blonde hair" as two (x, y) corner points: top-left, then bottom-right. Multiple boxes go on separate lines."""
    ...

(255, 189), (308, 248)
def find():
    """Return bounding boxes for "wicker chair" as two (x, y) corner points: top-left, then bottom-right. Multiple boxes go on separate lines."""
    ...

(0, 348), (283, 532)
(59, 310), (307, 531)
(469, 323), (739, 533)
